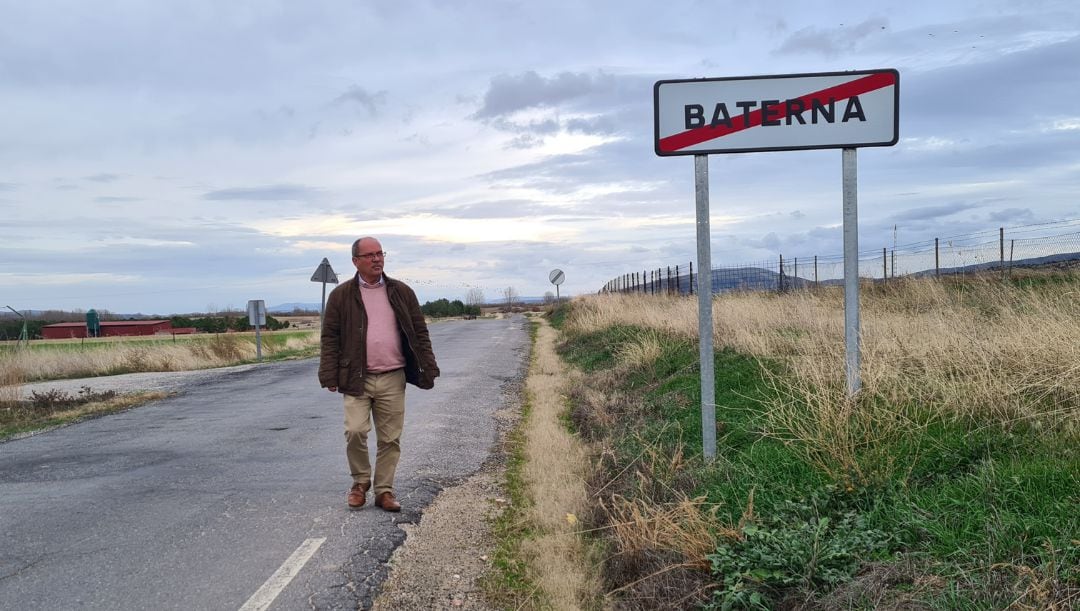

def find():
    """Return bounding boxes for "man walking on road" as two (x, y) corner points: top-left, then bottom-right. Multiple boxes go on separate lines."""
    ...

(319, 237), (439, 512)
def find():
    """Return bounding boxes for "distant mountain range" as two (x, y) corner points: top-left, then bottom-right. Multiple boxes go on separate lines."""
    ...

(268, 302), (323, 313)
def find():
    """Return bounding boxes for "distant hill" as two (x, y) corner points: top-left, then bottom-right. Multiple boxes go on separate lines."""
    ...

(268, 302), (322, 313)
(911, 251), (1080, 277)
(652, 251), (1080, 294)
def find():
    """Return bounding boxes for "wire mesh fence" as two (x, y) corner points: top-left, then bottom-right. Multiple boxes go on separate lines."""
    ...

(600, 220), (1080, 295)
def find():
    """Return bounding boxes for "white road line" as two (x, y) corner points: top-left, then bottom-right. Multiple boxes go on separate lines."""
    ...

(239, 537), (326, 611)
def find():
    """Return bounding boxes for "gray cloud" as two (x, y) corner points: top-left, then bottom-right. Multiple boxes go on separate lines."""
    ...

(481, 138), (677, 194)
(775, 17), (889, 57)
(890, 202), (982, 222)
(904, 36), (1080, 129)
(988, 208), (1036, 224)
(419, 199), (565, 220)
(565, 116), (616, 135)
(473, 70), (617, 119)
(504, 133), (545, 149)
(0, 182), (18, 191)
(94, 196), (140, 203)
(84, 173), (121, 183)
(203, 184), (321, 201)
(332, 85), (388, 117)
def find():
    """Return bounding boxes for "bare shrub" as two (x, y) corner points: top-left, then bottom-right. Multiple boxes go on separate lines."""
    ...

(602, 492), (746, 609)
(119, 345), (153, 373)
(206, 333), (248, 362)
(607, 494), (741, 570)
(613, 329), (665, 371)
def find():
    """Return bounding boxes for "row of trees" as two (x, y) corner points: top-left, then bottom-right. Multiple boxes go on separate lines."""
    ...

(0, 315), (290, 340)
(420, 286), (560, 317)
(420, 299), (481, 318)
(0, 319), (45, 341)
(169, 315), (290, 333)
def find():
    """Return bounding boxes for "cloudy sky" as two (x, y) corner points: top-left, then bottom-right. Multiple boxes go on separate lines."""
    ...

(2, 0), (1078, 314)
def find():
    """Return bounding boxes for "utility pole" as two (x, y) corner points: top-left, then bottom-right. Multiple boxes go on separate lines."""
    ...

(4, 305), (28, 348)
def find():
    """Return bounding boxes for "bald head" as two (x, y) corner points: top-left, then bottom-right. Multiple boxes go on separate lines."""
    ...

(351, 237), (379, 257)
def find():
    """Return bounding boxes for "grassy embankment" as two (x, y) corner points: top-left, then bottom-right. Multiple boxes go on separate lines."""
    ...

(551, 270), (1078, 609)
(0, 330), (319, 438)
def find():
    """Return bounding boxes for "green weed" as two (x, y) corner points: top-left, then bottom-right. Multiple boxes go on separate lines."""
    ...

(556, 304), (1080, 609)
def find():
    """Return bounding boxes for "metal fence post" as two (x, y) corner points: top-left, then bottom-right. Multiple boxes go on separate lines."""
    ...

(935, 238), (940, 276)
(883, 247), (888, 281)
(1000, 227), (1005, 278)
(779, 254), (785, 293)
(1009, 239), (1015, 276)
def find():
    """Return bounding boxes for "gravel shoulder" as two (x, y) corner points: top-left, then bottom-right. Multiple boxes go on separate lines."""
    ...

(372, 370), (523, 611)
(19, 362), (263, 398)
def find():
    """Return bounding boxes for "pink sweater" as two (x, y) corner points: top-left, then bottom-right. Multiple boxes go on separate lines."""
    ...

(360, 283), (405, 373)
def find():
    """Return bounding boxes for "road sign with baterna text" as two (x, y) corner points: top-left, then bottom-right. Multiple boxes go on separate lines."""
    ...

(654, 69), (899, 156)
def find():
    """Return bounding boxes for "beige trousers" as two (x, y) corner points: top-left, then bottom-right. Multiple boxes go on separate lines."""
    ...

(343, 369), (406, 496)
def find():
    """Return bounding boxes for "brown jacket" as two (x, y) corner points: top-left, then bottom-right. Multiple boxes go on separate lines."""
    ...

(319, 273), (439, 394)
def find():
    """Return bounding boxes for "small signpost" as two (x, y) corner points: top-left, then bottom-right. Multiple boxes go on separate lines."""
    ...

(310, 258), (339, 330)
(548, 268), (565, 302)
(247, 299), (266, 361)
(654, 69), (900, 459)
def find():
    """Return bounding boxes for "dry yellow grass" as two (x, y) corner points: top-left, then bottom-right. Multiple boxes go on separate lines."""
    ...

(605, 494), (743, 572)
(568, 277), (1080, 425)
(0, 332), (320, 382)
(0, 364), (23, 405)
(565, 273), (1080, 484)
(519, 320), (602, 610)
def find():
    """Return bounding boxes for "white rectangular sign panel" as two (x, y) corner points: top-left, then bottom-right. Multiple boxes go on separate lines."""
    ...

(247, 299), (266, 327)
(654, 69), (899, 156)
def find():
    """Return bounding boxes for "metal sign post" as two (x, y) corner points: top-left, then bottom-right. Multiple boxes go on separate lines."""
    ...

(548, 268), (565, 302)
(842, 148), (861, 395)
(694, 155), (717, 459)
(310, 258), (339, 331)
(247, 299), (266, 361)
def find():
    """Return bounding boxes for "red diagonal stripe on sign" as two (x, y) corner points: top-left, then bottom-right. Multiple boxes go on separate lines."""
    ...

(658, 71), (896, 152)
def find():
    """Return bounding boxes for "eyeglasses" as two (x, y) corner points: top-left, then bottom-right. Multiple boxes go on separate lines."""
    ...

(353, 250), (387, 261)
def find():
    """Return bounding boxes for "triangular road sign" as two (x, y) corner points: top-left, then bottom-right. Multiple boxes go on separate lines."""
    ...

(311, 258), (339, 284)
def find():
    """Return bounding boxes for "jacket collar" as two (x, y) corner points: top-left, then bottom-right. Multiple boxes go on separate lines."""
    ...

(352, 272), (396, 291)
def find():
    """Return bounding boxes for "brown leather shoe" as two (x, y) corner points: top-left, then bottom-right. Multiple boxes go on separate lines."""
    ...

(374, 491), (401, 512)
(347, 482), (370, 509)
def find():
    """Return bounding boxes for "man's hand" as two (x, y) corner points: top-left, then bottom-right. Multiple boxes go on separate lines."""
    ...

(327, 386), (338, 392)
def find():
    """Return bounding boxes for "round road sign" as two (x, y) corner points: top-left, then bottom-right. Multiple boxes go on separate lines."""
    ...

(549, 269), (565, 285)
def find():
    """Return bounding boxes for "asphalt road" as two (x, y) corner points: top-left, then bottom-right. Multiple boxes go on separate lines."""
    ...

(0, 316), (529, 610)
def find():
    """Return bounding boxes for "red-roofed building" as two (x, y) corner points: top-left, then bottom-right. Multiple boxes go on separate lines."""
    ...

(40, 320), (191, 340)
